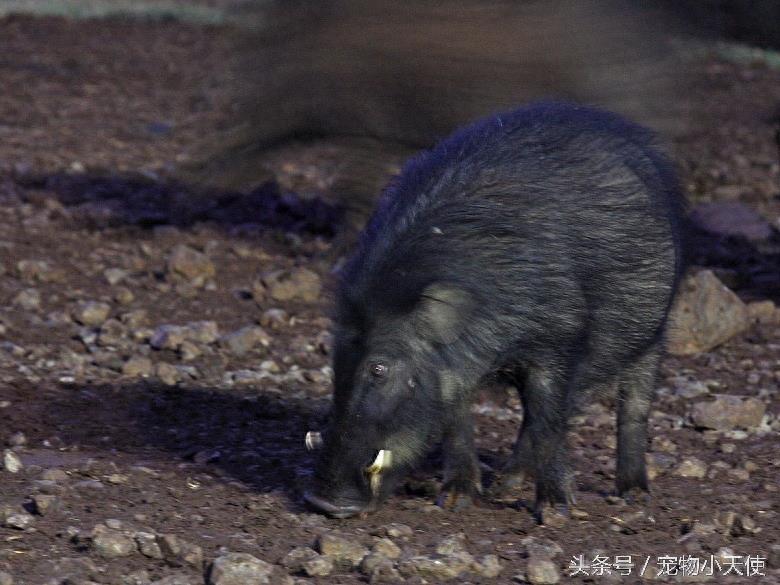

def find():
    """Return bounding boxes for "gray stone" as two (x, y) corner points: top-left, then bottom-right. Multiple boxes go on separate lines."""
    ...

(302, 555), (334, 577)
(281, 547), (319, 573)
(104, 267), (129, 285)
(372, 538), (402, 559)
(474, 554), (503, 578)
(675, 457), (708, 479)
(208, 552), (276, 585)
(123, 356), (154, 378)
(317, 531), (369, 568)
(31, 494), (59, 515)
(6, 432), (27, 447)
(667, 270), (749, 355)
(92, 526), (135, 558)
(435, 533), (467, 556)
(156, 362), (180, 386)
(255, 267), (321, 303)
(521, 537), (564, 560)
(0, 571), (13, 585)
(184, 321), (220, 344)
(2, 449), (23, 473)
(374, 523), (414, 539)
(150, 325), (187, 350)
(13, 288), (41, 311)
(526, 558), (560, 584)
(72, 301), (111, 327)
(156, 533), (203, 568)
(1, 506), (34, 530)
(167, 245), (215, 286)
(690, 395), (766, 430)
(135, 531), (164, 559)
(219, 326), (271, 357)
(399, 554), (471, 581)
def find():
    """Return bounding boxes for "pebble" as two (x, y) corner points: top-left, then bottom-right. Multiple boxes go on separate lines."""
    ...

(521, 536), (564, 560)
(281, 547), (319, 573)
(667, 270), (749, 355)
(475, 555), (503, 578)
(690, 395), (766, 430)
(2, 449), (23, 473)
(399, 554), (471, 581)
(675, 457), (708, 479)
(219, 326), (271, 356)
(526, 557), (560, 584)
(31, 494), (59, 515)
(150, 325), (187, 350)
(104, 267), (128, 285)
(302, 555), (334, 577)
(41, 468), (68, 482)
(372, 538), (402, 559)
(208, 552), (276, 585)
(13, 288), (41, 311)
(1, 506), (34, 530)
(0, 571), (12, 585)
(122, 356), (154, 378)
(136, 531), (164, 559)
(254, 267), (322, 303)
(92, 526), (136, 558)
(156, 533), (204, 568)
(114, 286), (135, 305)
(167, 244), (215, 286)
(6, 432), (27, 447)
(72, 301), (111, 327)
(156, 362), (180, 386)
(317, 531), (369, 568)
(373, 523), (414, 539)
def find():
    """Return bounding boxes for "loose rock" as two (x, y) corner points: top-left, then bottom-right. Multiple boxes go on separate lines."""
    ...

(208, 552), (276, 585)
(92, 526), (135, 558)
(667, 270), (749, 355)
(526, 558), (560, 584)
(2, 450), (23, 473)
(1, 506), (34, 530)
(13, 288), (41, 311)
(167, 245), (215, 286)
(302, 555), (334, 577)
(254, 267), (321, 303)
(690, 395), (766, 430)
(675, 457), (708, 479)
(72, 301), (111, 327)
(317, 531), (369, 569)
(156, 533), (203, 568)
(219, 326), (271, 357)
(122, 356), (154, 378)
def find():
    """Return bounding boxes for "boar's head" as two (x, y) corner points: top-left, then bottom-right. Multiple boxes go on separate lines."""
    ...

(304, 282), (474, 518)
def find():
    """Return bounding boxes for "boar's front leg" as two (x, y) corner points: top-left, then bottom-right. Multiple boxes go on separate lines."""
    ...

(615, 342), (660, 501)
(523, 363), (576, 523)
(437, 399), (482, 510)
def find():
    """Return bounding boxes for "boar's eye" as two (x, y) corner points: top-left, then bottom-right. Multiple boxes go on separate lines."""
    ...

(369, 362), (388, 379)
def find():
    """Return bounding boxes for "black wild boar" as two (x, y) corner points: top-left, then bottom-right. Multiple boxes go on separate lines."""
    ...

(304, 102), (685, 522)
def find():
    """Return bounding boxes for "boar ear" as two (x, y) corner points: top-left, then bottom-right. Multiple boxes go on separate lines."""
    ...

(414, 283), (472, 344)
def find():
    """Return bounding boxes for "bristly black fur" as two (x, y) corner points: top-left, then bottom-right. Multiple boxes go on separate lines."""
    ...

(307, 102), (686, 522)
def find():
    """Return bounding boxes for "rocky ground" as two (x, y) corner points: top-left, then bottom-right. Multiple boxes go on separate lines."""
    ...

(0, 12), (779, 585)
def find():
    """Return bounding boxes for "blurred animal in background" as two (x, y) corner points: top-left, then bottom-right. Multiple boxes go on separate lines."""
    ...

(182, 0), (692, 236)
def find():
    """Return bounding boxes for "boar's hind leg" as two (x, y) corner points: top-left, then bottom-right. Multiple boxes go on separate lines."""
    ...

(615, 342), (660, 499)
(523, 364), (576, 521)
(487, 372), (534, 498)
(437, 402), (482, 510)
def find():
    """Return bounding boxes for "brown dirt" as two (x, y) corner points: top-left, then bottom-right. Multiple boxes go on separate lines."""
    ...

(0, 13), (778, 585)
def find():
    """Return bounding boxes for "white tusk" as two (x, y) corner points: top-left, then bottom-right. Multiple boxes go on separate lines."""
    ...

(366, 450), (393, 496)
(367, 449), (393, 474)
(305, 431), (323, 451)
